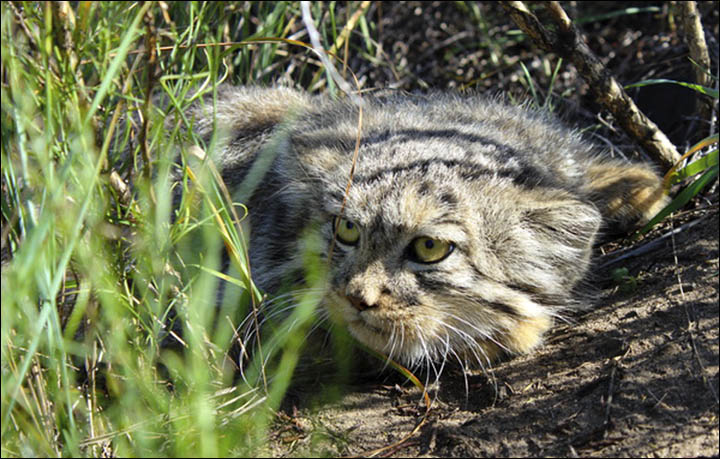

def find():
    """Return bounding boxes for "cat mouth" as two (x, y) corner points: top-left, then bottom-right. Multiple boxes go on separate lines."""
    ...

(327, 291), (389, 334)
(324, 291), (396, 344)
(324, 290), (435, 361)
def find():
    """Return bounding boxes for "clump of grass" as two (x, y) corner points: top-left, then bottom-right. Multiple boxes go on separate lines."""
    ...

(0, 2), (374, 456)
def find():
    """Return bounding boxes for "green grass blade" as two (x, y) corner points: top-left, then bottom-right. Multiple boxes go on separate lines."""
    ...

(668, 148), (719, 185)
(575, 6), (662, 24)
(83, 2), (153, 127)
(625, 78), (719, 99)
(638, 164), (719, 236)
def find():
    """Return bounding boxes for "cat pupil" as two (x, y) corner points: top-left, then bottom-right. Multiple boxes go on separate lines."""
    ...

(424, 239), (434, 250)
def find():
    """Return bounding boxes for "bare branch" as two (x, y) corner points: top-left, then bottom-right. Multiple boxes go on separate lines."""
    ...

(501, 1), (683, 171)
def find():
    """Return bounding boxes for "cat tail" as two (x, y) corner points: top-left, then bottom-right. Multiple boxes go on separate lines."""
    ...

(582, 157), (670, 234)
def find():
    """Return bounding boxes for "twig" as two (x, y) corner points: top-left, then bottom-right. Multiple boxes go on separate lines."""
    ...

(680, 2), (713, 90)
(603, 363), (617, 428)
(500, 1), (682, 170)
(300, 1), (364, 108)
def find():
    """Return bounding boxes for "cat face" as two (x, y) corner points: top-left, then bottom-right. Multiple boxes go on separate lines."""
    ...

(309, 153), (600, 368)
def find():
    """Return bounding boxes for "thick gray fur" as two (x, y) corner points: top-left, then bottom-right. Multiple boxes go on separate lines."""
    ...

(183, 85), (668, 367)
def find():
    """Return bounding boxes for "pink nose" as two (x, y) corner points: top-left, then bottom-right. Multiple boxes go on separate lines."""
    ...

(347, 294), (375, 311)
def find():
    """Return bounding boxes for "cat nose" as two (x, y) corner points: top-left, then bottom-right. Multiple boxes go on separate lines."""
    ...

(346, 294), (376, 311)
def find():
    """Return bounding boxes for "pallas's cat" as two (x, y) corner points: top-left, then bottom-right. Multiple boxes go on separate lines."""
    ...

(183, 86), (667, 368)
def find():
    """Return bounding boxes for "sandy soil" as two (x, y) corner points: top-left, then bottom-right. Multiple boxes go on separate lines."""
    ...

(269, 208), (719, 457)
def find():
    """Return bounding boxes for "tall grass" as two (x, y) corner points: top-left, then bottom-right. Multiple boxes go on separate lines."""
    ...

(0, 2), (370, 456)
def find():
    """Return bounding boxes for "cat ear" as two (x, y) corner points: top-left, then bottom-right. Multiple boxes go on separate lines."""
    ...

(183, 86), (311, 189)
(522, 192), (602, 286)
(185, 85), (311, 141)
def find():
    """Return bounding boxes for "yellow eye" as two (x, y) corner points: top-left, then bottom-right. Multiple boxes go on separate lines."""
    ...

(410, 237), (454, 263)
(334, 217), (360, 245)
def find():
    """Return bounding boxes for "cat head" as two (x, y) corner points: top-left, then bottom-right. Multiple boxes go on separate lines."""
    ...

(306, 157), (601, 368)
(283, 98), (602, 367)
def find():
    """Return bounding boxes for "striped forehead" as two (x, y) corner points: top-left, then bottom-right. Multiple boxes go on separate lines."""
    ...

(340, 162), (462, 229)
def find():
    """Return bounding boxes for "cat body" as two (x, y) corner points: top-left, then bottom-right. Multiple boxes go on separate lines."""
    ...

(184, 86), (667, 367)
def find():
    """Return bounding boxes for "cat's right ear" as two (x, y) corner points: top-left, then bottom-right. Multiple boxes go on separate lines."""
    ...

(178, 86), (312, 189)
(185, 85), (312, 145)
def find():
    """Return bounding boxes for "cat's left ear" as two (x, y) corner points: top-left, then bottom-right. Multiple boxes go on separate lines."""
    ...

(186, 85), (311, 140)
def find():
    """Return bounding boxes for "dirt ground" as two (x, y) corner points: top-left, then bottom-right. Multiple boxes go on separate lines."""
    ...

(267, 206), (719, 457)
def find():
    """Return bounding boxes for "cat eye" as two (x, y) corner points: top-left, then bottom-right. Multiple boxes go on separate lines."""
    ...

(410, 237), (454, 263)
(333, 216), (360, 246)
